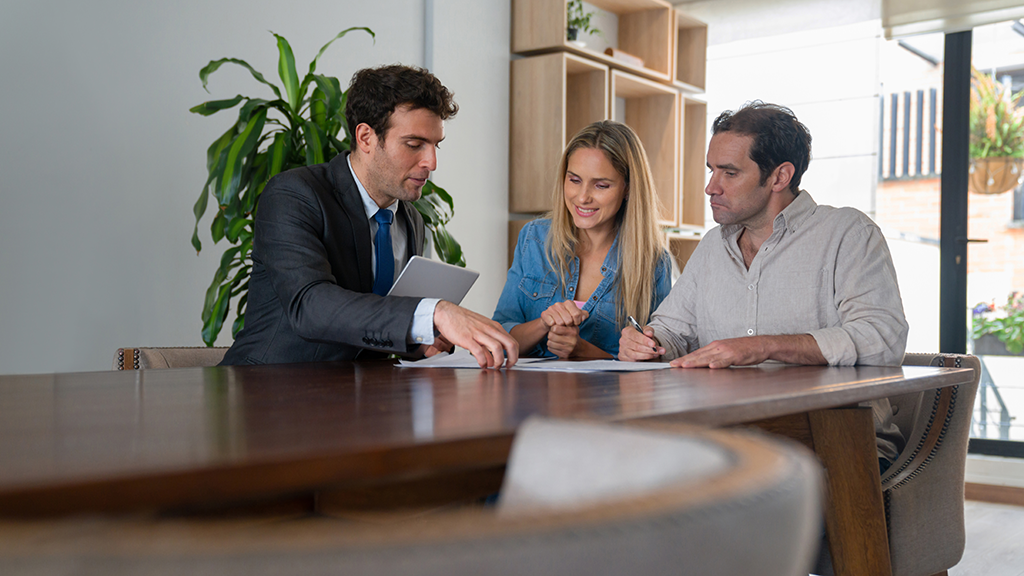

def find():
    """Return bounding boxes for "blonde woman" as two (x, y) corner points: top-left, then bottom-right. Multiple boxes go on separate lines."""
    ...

(493, 121), (672, 359)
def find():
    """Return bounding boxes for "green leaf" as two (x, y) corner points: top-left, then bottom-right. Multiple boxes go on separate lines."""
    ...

(201, 246), (239, 323)
(231, 311), (246, 338)
(226, 216), (251, 243)
(237, 98), (271, 123)
(189, 94), (245, 116)
(272, 32), (301, 114)
(303, 121), (326, 165)
(206, 125), (237, 173)
(311, 86), (327, 128)
(413, 180), (455, 226)
(199, 57), (282, 100)
(191, 187), (210, 253)
(298, 27), (375, 97)
(202, 281), (234, 346)
(431, 225), (466, 267)
(211, 210), (227, 243)
(312, 75), (343, 112)
(218, 108), (267, 206)
(425, 180), (454, 212)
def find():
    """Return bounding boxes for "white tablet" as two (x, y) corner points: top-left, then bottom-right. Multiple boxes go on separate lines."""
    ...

(387, 256), (479, 304)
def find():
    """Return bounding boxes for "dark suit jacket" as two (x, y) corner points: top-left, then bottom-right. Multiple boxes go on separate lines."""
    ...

(221, 152), (426, 365)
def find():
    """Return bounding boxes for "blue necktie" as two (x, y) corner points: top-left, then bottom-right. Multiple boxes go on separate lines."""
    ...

(372, 208), (394, 296)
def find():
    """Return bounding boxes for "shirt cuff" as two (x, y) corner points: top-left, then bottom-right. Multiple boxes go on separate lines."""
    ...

(808, 328), (857, 366)
(410, 298), (441, 346)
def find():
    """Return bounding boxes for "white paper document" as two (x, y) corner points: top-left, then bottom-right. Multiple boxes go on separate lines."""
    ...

(398, 349), (671, 373)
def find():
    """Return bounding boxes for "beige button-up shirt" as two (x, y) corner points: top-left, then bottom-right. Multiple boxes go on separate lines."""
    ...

(650, 191), (909, 460)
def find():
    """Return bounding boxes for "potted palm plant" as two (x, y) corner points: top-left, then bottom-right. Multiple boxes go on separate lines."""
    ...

(190, 28), (465, 346)
(969, 66), (1024, 195)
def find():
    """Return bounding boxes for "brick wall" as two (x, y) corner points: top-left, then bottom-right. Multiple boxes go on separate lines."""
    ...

(877, 178), (1024, 292)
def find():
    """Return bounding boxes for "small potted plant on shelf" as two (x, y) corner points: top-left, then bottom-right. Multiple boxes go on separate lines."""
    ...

(566, 0), (600, 47)
(971, 292), (1024, 355)
(969, 66), (1024, 195)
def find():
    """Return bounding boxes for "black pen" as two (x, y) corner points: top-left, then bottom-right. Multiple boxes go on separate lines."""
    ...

(627, 315), (658, 352)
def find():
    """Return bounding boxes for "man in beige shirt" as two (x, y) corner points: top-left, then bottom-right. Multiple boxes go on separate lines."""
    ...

(619, 101), (909, 463)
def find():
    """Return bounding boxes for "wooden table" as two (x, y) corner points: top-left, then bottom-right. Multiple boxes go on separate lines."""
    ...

(0, 361), (973, 575)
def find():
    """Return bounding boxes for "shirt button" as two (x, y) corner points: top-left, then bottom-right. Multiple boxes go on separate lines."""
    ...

(416, 337), (423, 343)
(748, 284), (754, 290)
(747, 329), (754, 335)
(533, 292), (538, 297)
(568, 287), (574, 292)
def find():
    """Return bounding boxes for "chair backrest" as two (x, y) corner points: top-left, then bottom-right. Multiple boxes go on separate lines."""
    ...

(112, 347), (228, 370)
(0, 418), (823, 576)
(883, 353), (981, 576)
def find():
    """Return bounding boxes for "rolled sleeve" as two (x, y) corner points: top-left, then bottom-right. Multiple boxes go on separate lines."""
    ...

(826, 221), (909, 366)
(648, 252), (702, 361)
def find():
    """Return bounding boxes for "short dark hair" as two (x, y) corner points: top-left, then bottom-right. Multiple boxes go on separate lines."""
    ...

(345, 64), (458, 143)
(711, 101), (811, 194)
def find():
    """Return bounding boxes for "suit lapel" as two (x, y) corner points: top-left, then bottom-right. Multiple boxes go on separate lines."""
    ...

(328, 153), (374, 293)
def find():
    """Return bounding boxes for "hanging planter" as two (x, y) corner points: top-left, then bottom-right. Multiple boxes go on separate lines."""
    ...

(969, 66), (1024, 195)
(968, 156), (1024, 195)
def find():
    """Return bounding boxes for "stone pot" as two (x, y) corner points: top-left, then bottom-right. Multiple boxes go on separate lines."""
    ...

(973, 333), (1024, 356)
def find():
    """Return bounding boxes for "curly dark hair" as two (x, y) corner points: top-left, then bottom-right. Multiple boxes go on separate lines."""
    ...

(345, 64), (458, 143)
(711, 101), (812, 194)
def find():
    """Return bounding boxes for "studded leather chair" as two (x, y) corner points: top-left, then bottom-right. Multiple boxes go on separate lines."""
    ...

(112, 347), (228, 370)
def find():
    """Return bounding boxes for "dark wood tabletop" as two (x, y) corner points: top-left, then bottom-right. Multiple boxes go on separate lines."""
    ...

(0, 361), (971, 519)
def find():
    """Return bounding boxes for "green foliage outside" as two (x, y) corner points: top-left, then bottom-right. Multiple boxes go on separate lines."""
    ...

(970, 66), (1024, 159)
(972, 292), (1024, 354)
(190, 28), (465, 346)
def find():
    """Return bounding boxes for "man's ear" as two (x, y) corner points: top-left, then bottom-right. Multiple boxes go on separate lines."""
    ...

(353, 123), (377, 155)
(770, 162), (795, 193)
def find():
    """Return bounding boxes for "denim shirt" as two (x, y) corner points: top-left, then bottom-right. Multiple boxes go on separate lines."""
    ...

(493, 219), (672, 357)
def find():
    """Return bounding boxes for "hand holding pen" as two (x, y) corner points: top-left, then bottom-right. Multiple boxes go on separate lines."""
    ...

(619, 316), (664, 362)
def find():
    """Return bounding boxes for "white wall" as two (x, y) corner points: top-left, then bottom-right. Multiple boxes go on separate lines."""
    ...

(677, 0), (883, 216)
(0, 0), (511, 374)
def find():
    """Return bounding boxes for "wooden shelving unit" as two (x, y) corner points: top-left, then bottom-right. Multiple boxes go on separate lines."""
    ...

(509, 0), (708, 271)
(610, 70), (678, 225)
(673, 11), (707, 92)
(680, 96), (707, 227)
(512, 0), (675, 83)
(511, 53), (609, 213)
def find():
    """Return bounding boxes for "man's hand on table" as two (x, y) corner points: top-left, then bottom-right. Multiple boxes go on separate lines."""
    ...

(433, 301), (520, 369)
(671, 334), (826, 368)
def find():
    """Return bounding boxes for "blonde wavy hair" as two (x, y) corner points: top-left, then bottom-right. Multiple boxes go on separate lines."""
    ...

(546, 120), (666, 326)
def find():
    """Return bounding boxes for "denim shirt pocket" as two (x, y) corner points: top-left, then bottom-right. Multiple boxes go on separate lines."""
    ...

(518, 275), (558, 302)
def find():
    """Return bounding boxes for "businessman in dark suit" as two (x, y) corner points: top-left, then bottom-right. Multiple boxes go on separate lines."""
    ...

(221, 65), (518, 369)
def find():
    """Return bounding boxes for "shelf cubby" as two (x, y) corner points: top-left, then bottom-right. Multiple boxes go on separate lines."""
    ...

(511, 52), (609, 213)
(512, 0), (675, 84)
(610, 70), (679, 226)
(680, 96), (707, 227)
(673, 10), (707, 92)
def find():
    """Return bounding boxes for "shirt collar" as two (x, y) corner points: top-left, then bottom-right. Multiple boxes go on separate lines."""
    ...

(600, 226), (622, 275)
(347, 155), (398, 221)
(772, 189), (816, 234)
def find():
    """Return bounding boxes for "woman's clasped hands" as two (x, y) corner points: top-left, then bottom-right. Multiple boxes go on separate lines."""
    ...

(540, 301), (588, 358)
